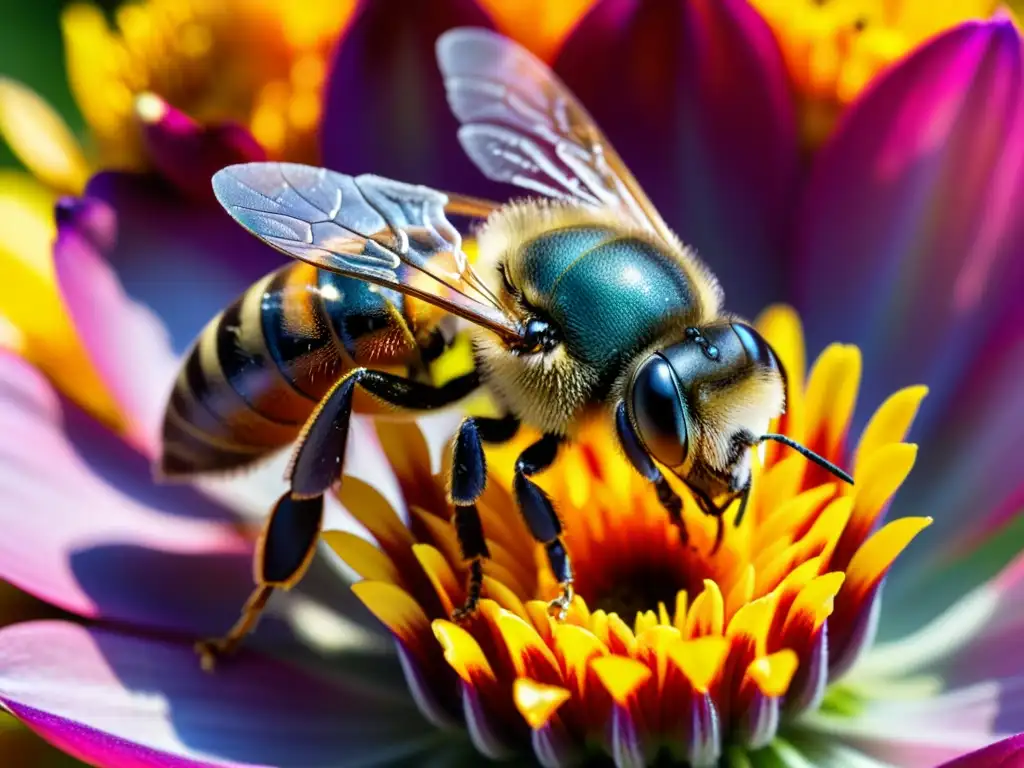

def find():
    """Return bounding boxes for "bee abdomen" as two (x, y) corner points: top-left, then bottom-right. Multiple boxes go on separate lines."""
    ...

(161, 263), (421, 478)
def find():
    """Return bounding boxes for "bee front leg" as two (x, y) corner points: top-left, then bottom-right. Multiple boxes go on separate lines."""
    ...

(614, 401), (689, 544)
(449, 415), (520, 621)
(198, 368), (480, 670)
(511, 434), (573, 620)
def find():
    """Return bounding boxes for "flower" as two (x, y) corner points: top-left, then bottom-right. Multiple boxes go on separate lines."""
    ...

(331, 307), (933, 763)
(748, 0), (1005, 145)
(0, 1), (1022, 767)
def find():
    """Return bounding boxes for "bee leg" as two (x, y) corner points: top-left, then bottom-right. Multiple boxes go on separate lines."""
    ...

(200, 368), (480, 668)
(614, 401), (689, 544)
(449, 415), (521, 621)
(512, 435), (573, 620)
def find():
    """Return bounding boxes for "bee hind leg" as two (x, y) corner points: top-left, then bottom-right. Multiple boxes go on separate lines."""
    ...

(511, 434), (574, 620)
(199, 368), (480, 669)
(449, 415), (520, 621)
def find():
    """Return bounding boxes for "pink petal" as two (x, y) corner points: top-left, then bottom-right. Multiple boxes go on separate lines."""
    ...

(53, 196), (179, 458)
(0, 350), (259, 635)
(0, 621), (436, 768)
(939, 732), (1024, 768)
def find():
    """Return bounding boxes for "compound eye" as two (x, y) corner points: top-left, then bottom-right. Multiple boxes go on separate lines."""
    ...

(629, 354), (688, 468)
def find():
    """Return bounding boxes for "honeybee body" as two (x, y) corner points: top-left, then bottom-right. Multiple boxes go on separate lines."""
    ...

(161, 262), (444, 477)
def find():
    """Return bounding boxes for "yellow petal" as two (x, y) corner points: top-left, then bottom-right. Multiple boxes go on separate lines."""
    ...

(636, 625), (681, 687)
(853, 385), (928, 475)
(756, 483), (837, 549)
(685, 579), (725, 638)
(337, 476), (414, 550)
(756, 304), (807, 455)
(412, 543), (460, 615)
(513, 678), (571, 729)
(351, 581), (429, 643)
(745, 649), (799, 697)
(479, 0), (598, 62)
(846, 517), (933, 596)
(482, 575), (530, 620)
(667, 636), (729, 694)
(322, 531), (399, 583)
(0, 80), (89, 193)
(726, 565), (754, 622)
(634, 609), (658, 636)
(726, 593), (778, 656)
(672, 590), (689, 633)
(433, 619), (495, 684)
(553, 623), (607, 692)
(590, 656), (652, 705)
(804, 344), (861, 454)
(0, 173), (121, 426)
(784, 572), (845, 636)
(495, 608), (561, 678)
(852, 443), (917, 529)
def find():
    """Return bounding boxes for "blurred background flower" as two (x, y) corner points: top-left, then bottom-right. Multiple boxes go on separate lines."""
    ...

(0, 0), (1023, 766)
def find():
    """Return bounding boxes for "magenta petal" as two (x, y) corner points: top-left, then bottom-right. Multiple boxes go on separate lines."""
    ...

(554, 0), (799, 315)
(137, 96), (265, 202)
(0, 351), (261, 635)
(53, 195), (178, 457)
(795, 19), (1024, 430)
(0, 621), (437, 768)
(321, 0), (502, 197)
(939, 733), (1024, 768)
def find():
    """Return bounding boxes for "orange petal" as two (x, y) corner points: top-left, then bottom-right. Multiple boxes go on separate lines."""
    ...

(783, 572), (845, 636)
(590, 656), (652, 705)
(433, 620), (496, 684)
(323, 531), (400, 584)
(482, 575), (530, 620)
(854, 385), (928, 477)
(513, 678), (571, 729)
(846, 517), (933, 597)
(667, 636), (730, 693)
(726, 565), (754, 621)
(413, 543), (461, 615)
(685, 580), (725, 638)
(804, 344), (861, 454)
(350, 581), (429, 645)
(757, 483), (838, 548)
(338, 477), (414, 550)
(495, 608), (561, 679)
(745, 649), (799, 697)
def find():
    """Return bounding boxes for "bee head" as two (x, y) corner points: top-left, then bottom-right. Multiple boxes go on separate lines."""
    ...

(625, 322), (786, 498)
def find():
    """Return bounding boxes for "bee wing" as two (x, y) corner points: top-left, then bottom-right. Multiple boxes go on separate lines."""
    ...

(437, 28), (676, 246)
(212, 162), (522, 340)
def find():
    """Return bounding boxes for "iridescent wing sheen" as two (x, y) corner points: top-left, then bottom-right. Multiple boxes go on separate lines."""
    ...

(437, 28), (676, 246)
(212, 162), (522, 340)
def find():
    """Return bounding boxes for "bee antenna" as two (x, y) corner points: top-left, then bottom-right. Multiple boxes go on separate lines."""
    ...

(756, 433), (854, 485)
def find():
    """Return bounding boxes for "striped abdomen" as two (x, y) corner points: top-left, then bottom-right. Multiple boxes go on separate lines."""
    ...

(160, 262), (421, 477)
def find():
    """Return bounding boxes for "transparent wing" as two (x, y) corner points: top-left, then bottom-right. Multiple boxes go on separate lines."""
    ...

(212, 162), (521, 340)
(437, 28), (675, 246)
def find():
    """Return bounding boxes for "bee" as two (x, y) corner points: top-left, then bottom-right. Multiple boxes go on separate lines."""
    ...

(162, 28), (853, 667)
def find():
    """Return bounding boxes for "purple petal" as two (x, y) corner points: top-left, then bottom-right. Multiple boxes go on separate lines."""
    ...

(794, 19), (1024, 435)
(939, 732), (1024, 768)
(136, 95), (265, 202)
(53, 196), (178, 457)
(0, 621), (439, 768)
(83, 172), (285, 354)
(554, 0), (799, 315)
(321, 0), (504, 197)
(0, 351), (262, 635)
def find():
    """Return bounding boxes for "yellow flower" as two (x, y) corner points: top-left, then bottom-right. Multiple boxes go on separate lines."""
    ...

(750, 0), (1001, 145)
(329, 306), (931, 760)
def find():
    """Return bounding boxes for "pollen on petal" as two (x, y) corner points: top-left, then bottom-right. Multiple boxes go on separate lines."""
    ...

(513, 678), (572, 729)
(351, 581), (429, 646)
(668, 636), (730, 693)
(846, 517), (933, 598)
(323, 531), (399, 584)
(745, 649), (799, 697)
(853, 385), (928, 474)
(590, 656), (652, 705)
(433, 620), (495, 684)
